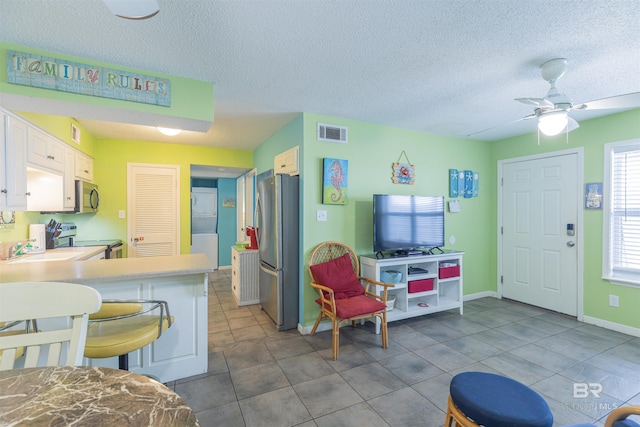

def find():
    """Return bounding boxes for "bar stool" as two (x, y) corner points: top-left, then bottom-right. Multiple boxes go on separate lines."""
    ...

(445, 372), (553, 427)
(84, 300), (173, 370)
(0, 320), (36, 363)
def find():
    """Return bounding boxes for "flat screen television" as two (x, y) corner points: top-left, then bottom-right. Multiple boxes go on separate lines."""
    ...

(373, 194), (445, 255)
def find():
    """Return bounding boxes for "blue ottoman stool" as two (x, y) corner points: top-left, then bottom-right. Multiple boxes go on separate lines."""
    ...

(445, 372), (553, 427)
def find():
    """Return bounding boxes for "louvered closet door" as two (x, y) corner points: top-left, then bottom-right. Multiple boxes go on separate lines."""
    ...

(128, 163), (180, 257)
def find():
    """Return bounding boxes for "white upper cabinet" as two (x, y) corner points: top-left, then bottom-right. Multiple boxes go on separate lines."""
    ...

(64, 148), (76, 209)
(27, 126), (65, 173)
(75, 151), (94, 182)
(1, 112), (28, 211)
(274, 146), (299, 176)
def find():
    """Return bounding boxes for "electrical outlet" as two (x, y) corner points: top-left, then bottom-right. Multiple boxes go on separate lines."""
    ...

(609, 295), (619, 307)
(316, 210), (327, 222)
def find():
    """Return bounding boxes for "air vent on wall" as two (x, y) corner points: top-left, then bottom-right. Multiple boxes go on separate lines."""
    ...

(317, 123), (348, 143)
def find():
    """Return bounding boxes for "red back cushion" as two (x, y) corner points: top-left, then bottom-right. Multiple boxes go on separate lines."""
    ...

(310, 253), (364, 300)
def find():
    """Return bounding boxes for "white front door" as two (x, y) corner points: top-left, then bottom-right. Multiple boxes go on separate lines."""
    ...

(127, 163), (180, 257)
(501, 151), (580, 316)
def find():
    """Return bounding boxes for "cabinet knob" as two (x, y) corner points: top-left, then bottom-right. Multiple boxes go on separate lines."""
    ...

(47, 155), (55, 160)
(1, 189), (7, 194)
(25, 192), (31, 196)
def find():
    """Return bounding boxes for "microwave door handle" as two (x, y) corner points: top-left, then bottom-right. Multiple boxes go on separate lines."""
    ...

(91, 188), (100, 210)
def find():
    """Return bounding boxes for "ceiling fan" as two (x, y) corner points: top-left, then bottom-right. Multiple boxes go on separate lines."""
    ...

(102, 0), (159, 20)
(470, 58), (640, 138)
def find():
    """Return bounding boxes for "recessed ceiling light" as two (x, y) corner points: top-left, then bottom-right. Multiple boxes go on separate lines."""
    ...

(157, 127), (182, 136)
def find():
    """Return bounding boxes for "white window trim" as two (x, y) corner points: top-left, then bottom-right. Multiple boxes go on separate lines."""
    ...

(602, 138), (640, 288)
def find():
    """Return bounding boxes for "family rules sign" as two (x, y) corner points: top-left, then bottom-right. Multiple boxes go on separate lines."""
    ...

(7, 50), (171, 107)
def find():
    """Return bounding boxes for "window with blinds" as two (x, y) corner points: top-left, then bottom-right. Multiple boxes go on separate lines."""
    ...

(603, 139), (640, 286)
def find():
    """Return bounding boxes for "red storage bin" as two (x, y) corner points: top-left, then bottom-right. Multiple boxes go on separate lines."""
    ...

(408, 278), (434, 293)
(439, 265), (460, 279)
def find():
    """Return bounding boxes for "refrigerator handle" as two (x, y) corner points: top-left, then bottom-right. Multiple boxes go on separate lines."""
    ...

(255, 194), (262, 247)
(259, 262), (278, 277)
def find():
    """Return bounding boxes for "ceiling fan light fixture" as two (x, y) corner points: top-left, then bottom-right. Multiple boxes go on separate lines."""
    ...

(157, 127), (182, 136)
(103, 0), (160, 20)
(538, 111), (568, 136)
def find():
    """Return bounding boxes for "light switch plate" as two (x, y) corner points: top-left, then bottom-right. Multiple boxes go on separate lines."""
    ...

(118, 210), (126, 219)
(316, 210), (327, 222)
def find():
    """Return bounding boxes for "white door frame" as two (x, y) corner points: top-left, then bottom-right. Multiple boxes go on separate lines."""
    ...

(497, 147), (585, 320)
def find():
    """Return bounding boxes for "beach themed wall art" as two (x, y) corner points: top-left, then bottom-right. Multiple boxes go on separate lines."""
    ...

(323, 158), (348, 205)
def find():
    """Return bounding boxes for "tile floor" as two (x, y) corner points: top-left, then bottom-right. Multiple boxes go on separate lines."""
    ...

(169, 269), (640, 427)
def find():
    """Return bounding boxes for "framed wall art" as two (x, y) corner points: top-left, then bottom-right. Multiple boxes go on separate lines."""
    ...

(392, 150), (415, 185)
(585, 182), (602, 210)
(323, 158), (348, 205)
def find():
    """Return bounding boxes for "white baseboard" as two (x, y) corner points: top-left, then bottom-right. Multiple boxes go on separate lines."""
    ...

(464, 291), (498, 301)
(582, 315), (640, 338)
(298, 322), (332, 336)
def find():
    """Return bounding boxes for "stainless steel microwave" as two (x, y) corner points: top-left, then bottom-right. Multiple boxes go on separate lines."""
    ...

(75, 180), (100, 213)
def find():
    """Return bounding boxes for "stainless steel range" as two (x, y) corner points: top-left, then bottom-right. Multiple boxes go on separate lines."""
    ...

(51, 222), (123, 259)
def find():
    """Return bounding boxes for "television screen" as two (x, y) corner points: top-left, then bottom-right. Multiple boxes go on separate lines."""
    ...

(373, 194), (445, 254)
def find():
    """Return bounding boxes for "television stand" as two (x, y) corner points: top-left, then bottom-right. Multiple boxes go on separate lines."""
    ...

(360, 251), (464, 334)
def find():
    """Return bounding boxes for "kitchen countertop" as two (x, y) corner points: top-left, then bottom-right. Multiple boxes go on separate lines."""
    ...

(0, 253), (213, 284)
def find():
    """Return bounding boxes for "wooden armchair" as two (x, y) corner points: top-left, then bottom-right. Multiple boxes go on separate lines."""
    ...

(308, 241), (394, 360)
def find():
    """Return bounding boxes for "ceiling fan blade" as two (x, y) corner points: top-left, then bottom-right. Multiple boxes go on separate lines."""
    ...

(567, 116), (580, 132)
(573, 92), (640, 110)
(467, 114), (535, 138)
(515, 97), (554, 108)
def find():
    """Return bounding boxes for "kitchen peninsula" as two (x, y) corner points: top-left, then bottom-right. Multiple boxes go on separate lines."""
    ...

(0, 253), (212, 383)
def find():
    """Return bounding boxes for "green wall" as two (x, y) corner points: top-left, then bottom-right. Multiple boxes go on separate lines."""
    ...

(93, 139), (252, 255)
(297, 113), (493, 328)
(490, 109), (640, 330)
(254, 114), (303, 174)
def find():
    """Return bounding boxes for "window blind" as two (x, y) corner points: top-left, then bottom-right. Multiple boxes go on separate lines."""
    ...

(608, 143), (640, 284)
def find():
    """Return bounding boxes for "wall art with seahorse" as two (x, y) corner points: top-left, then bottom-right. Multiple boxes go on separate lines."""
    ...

(322, 158), (348, 205)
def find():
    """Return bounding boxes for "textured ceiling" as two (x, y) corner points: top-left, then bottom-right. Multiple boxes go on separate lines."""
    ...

(1, 0), (639, 150)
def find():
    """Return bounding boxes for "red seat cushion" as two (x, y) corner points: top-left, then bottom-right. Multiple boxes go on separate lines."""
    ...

(310, 253), (365, 300)
(334, 295), (386, 318)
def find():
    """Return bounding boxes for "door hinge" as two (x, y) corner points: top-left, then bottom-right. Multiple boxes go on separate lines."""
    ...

(501, 226), (503, 235)
(500, 275), (503, 284)
(501, 178), (503, 186)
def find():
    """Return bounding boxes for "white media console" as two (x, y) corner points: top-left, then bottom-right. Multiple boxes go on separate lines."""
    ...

(360, 250), (464, 334)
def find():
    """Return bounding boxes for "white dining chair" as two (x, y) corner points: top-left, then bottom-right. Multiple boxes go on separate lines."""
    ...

(0, 282), (102, 370)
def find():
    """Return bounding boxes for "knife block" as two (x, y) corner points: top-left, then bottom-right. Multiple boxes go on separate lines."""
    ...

(45, 231), (56, 249)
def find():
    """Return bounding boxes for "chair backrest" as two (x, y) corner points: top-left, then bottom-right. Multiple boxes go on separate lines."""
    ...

(309, 241), (359, 278)
(0, 282), (102, 370)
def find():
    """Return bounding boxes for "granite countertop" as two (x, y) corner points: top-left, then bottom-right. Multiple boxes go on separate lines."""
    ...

(0, 366), (199, 426)
(0, 253), (213, 284)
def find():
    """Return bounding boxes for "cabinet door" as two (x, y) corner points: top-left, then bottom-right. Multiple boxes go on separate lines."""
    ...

(75, 151), (93, 182)
(27, 126), (64, 172)
(63, 148), (76, 209)
(4, 116), (28, 210)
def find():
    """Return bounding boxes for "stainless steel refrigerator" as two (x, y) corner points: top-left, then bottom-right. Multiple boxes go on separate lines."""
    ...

(256, 174), (299, 331)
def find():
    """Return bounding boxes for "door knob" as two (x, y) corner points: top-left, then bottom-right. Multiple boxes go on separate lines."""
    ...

(567, 241), (575, 247)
